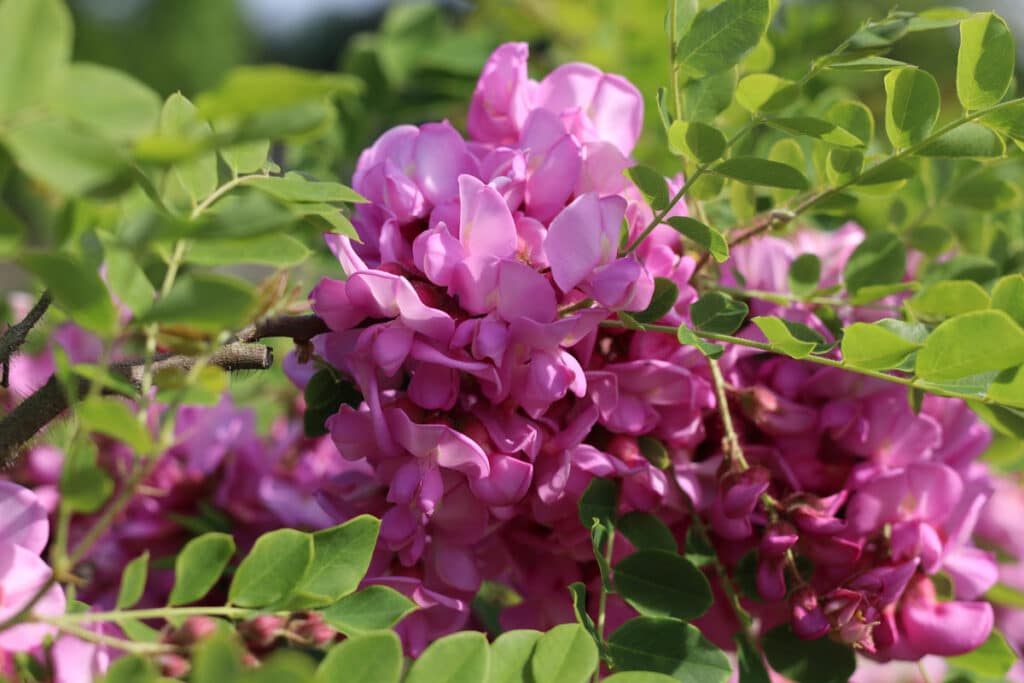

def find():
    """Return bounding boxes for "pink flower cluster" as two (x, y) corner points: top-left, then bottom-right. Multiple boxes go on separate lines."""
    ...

(303, 41), (1009, 663)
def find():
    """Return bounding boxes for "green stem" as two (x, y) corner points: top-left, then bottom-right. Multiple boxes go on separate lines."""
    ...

(594, 527), (615, 683)
(713, 285), (904, 311)
(707, 357), (749, 469)
(38, 617), (178, 655)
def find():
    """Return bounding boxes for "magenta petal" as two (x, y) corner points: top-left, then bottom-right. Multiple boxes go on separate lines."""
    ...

(470, 454), (533, 507)
(0, 543), (65, 651)
(496, 259), (557, 323)
(901, 598), (993, 656)
(310, 277), (364, 331)
(0, 481), (49, 555)
(458, 174), (517, 260)
(545, 193), (626, 293)
(468, 42), (531, 145)
(408, 363), (459, 411)
(387, 409), (490, 480)
(791, 587), (830, 640)
(413, 122), (475, 205)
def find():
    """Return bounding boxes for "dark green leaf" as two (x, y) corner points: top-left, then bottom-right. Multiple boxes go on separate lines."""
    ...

(568, 582), (603, 653)
(826, 100), (874, 146)
(638, 435), (672, 470)
(579, 478), (619, 531)
(668, 121), (727, 163)
(631, 278), (680, 324)
(530, 624), (598, 683)
(916, 310), (1024, 382)
(917, 123), (1006, 157)
(676, 0), (770, 78)
(713, 157), (809, 190)
(762, 625), (855, 683)
(614, 550), (712, 620)
(884, 67), (941, 149)
(406, 631), (490, 683)
(855, 158), (916, 186)
(957, 13), (1015, 111)
(321, 585), (416, 636)
(314, 631), (402, 683)
(115, 552), (149, 610)
(735, 635), (770, 683)
(191, 633), (244, 683)
(168, 532), (236, 606)
(607, 617), (731, 683)
(906, 225), (954, 257)
(842, 232), (906, 294)
(102, 655), (158, 683)
(682, 69), (737, 121)
(735, 74), (799, 113)
(228, 529), (313, 608)
(247, 174), (366, 204)
(617, 512), (678, 553)
(690, 292), (749, 335)
(787, 254), (821, 297)
(626, 166), (670, 211)
(767, 117), (863, 147)
(666, 217), (728, 262)
(59, 441), (113, 514)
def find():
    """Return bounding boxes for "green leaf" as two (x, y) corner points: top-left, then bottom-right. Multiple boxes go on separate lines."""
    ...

(567, 583), (603, 655)
(682, 69), (737, 121)
(168, 532), (236, 606)
(762, 625), (854, 683)
(101, 655), (158, 683)
(990, 365), (1024, 408)
(826, 101), (874, 146)
(841, 321), (923, 370)
(884, 67), (941, 149)
(221, 140), (270, 176)
(604, 674), (681, 683)
(825, 56), (909, 71)
(917, 123), (1006, 157)
(579, 478), (619, 530)
(139, 272), (256, 333)
(243, 651), (317, 683)
(787, 254), (821, 298)
(668, 121), (727, 163)
(617, 512), (678, 553)
(908, 8), (972, 31)
(907, 280), (991, 319)
(735, 636), (770, 683)
(198, 65), (362, 118)
(666, 217), (728, 262)
(77, 396), (156, 455)
(406, 631), (490, 683)
(631, 278), (679, 324)
(638, 436), (672, 470)
(767, 117), (863, 147)
(992, 274), (1024, 327)
(530, 624), (598, 683)
(752, 316), (827, 359)
(906, 225), (954, 257)
(679, 325), (729, 360)
(0, 0), (71, 120)
(292, 515), (380, 606)
(104, 248), (156, 317)
(827, 148), (864, 186)
(191, 633), (244, 683)
(916, 310), (1024, 382)
(690, 292), (749, 335)
(979, 100), (1024, 140)
(59, 440), (112, 514)
(189, 192), (299, 240)
(161, 93), (218, 203)
(684, 527), (716, 568)
(676, 0), (770, 78)
(247, 174), (366, 204)
(487, 630), (542, 683)
(321, 585), (416, 636)
(949, 175), (1018, 210)
(957, 13), (1015, 111)
(185, 233), (312, 267)
(855, 158), (916, 186)
(614, 550), (712, 620)
(947, 630), (1016, 680)
(229, 529), (313, 608)
(713, 157), (809, 190)
(20, 251), (117, 335)
(115, 552), (149, 610)
(986, 583), (1024, 609)
(314, 631), (402, 683)
(52, 64), (161, 140)
(626, 166), (670, 211)
(5, 120), (128, 196)
(735, 74), (799, 113)
(607, 617), (731, 683)
(842, 232), (906, 295)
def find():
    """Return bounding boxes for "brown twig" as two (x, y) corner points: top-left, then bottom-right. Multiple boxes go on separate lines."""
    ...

(0, 291), (52, 386)
(234, 314), (329, 344)
(0, 342), (274, 468)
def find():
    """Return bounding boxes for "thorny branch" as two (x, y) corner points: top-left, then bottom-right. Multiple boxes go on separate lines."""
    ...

(0, 290), (52, 387)
(0, 312), (330, 466)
